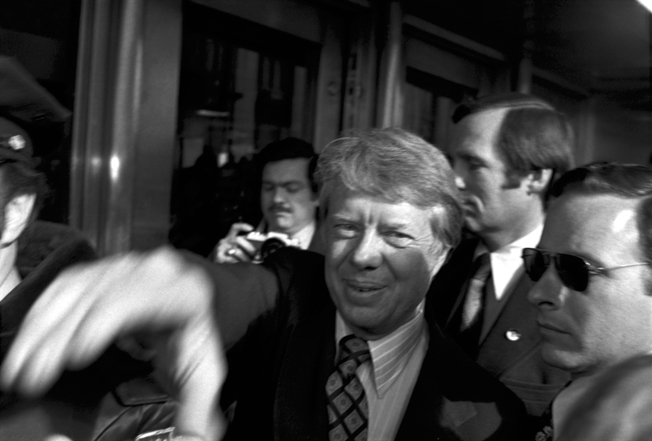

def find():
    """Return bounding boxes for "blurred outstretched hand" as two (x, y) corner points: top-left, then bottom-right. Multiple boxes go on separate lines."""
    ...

(0, 247), (226, 441)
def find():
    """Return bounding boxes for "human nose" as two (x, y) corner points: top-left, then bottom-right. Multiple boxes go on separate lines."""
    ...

(272, 186), (286, 203)
(350, 231), (383, 269)
(454, 174), (465, 190)
(451, 164), (465, 190)
(527, 264), (563, 310)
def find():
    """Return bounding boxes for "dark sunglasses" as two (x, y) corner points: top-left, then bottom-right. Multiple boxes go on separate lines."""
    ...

(522, 248), (650, 292)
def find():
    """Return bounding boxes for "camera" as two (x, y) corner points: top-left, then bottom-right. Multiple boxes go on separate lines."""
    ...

(245, 231), (301, 262)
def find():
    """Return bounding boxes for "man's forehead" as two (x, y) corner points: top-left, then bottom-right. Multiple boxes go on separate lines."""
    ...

(263, 158), (310, 178)
(456, 108), (508, 135)
(450, 108), (508, 153)
(541, 193), (640, 255)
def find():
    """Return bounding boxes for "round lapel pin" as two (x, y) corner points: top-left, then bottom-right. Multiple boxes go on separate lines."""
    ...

(505, 329), (521, 341)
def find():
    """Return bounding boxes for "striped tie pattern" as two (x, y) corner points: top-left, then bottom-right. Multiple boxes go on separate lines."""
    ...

(326, 335), (371, 441)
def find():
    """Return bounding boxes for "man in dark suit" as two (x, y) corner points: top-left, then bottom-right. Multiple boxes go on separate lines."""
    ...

(430, 93), (574, 420)
(214, 137), (322, 263)
(525, 163), (652, 439)
(2, 128), (528, 440)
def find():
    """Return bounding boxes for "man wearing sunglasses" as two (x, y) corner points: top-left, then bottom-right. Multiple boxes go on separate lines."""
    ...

(431, 93), (574, 421)
(524, 162), (652, 438)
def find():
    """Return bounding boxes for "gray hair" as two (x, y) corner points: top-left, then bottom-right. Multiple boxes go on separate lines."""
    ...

(316, 128), (463, 250)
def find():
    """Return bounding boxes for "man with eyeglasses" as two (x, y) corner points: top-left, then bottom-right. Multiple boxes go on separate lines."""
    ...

(430, 93), (573, 421)
(522, 162), (652, 439)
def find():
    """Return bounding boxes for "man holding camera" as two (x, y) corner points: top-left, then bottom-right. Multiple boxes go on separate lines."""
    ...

(215, 137), (321, 263)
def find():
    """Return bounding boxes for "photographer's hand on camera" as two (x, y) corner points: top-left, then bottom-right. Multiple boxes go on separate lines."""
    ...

(215, 222), (256, 263)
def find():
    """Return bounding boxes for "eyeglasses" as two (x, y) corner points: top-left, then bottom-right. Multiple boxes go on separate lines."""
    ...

(522, 248), (650, 292)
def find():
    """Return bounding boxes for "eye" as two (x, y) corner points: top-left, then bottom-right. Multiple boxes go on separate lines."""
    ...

(332, 223), (358, 238)
(466, 159), (484, 171)
(383, 231), (413, 248)
(458, 155), (486, 172)
(262, 183), (275, 192)
(284, 183), (302, 193)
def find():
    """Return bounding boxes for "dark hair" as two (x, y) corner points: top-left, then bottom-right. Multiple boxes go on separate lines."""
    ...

(550, 162), (652, 263)
(316, 128), (463, 251)
(454, 93), (575, 193)
(256, 137), (317, 193)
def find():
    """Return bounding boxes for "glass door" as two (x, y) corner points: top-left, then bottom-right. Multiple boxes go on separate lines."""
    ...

(170, 2), (320, 256)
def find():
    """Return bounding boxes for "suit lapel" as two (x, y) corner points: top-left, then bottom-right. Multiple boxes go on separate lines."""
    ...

(275, 305), (335, 441)
(479, 267), (526, 343)
(476, 273), (540, 376)
(396, 309), (480, 441)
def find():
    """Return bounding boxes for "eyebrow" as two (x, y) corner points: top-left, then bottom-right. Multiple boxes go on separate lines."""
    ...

(456, 151), (488, 165)
(262, 179), (304, 186)
(330, 215), (413, 231)
(536, 243), (605, 267)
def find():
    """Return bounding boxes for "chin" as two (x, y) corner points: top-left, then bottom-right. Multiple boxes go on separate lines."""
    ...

(541, 346), (580, 372)
(341, 308), (388, 338)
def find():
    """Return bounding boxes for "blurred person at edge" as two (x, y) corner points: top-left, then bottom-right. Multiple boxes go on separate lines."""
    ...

(1, 128), (530, 441)
(430, 93), (573, 424)
(214, 137), (321, 263)
(524, 163), (652, 439)
(0, 56), (177, 441)
(555, 353), (652, 441)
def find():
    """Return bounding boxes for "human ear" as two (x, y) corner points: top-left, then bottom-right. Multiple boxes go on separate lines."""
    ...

(0, 193), (36, 247)
(526, 168), (553, 195)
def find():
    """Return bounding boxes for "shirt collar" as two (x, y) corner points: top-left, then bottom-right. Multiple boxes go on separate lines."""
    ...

(335, 300), (426, 398)
(476, 223), (544, 258)
(289, 221), (316, 250)
(476, 223), (544, 300)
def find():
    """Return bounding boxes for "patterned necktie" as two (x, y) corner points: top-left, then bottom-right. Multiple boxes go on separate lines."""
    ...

(534, 404), (554, 441)
(325, 335), (371, 441)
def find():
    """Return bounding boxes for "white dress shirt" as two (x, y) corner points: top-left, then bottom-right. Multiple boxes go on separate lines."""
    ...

(475, 223), (544, 301)
(334, 301), (428, 441)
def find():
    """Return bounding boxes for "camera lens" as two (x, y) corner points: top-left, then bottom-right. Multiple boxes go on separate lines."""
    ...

(260, 237), (287, 260)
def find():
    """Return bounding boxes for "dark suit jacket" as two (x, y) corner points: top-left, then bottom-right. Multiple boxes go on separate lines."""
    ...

(198, 248), (528, 441)
(429, 238), (570, 420)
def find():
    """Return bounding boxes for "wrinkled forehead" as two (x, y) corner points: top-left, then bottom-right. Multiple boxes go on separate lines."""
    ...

(327, 183), (444, 226)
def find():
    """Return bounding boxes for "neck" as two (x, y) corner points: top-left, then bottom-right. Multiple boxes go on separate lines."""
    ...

(482, 207), (544, 252)
(0, 243), (20, 302)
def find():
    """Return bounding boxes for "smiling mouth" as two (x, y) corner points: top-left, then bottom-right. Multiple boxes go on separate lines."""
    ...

(346, 281), (384, 293)
(351, 286), (379, 293)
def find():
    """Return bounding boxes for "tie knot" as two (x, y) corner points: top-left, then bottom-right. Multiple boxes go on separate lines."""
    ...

(337, 335), (370, 377)
(471, 253), (491, 281)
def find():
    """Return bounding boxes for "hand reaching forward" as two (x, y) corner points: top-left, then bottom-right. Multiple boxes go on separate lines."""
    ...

(0, 247), (226, 441)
